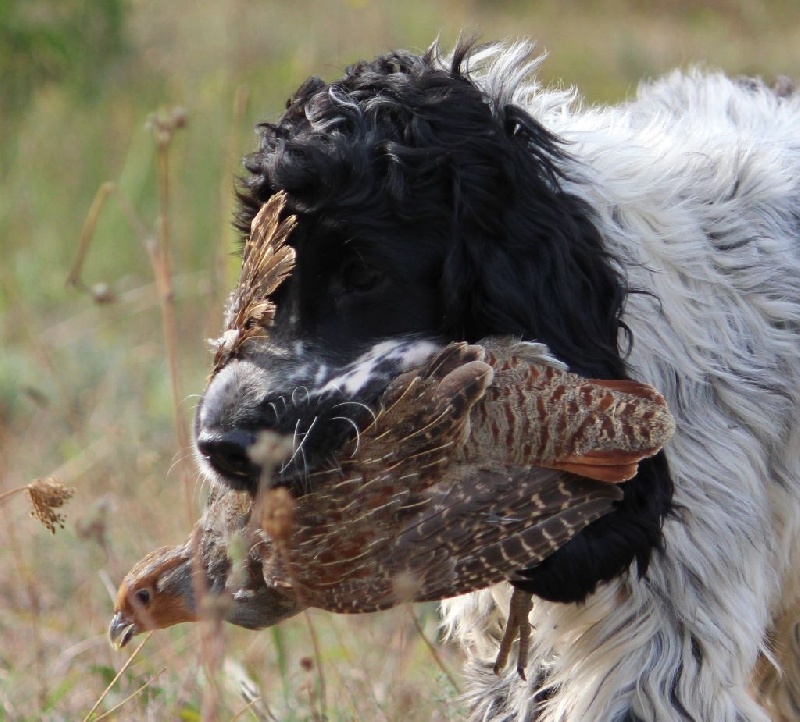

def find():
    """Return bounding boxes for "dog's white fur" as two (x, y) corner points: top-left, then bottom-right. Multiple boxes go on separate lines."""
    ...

(439, 44), (800, 722)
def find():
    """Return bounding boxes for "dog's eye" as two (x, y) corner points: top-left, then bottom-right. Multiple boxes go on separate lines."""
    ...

(340, 259), (387, 293)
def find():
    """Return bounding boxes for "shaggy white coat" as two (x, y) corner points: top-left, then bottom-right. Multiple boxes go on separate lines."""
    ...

(440, 43), (800, 722)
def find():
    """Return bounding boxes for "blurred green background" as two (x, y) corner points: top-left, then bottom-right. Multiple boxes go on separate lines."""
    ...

(1, 1), (799, 719)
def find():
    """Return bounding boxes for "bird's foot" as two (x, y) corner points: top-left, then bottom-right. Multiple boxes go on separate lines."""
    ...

(493, 588), (533, 680)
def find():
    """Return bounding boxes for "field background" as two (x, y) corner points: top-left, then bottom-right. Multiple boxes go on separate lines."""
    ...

(2, 1), (800, 720)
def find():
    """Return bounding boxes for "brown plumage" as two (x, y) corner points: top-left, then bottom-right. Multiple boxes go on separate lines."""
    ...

(455, 337), (673, 481)
(109, 483), (299, 649)
(110, 337), (674, 675)
(210, 191), (296, 372)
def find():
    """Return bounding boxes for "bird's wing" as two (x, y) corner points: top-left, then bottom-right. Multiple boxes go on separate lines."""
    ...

(212, 191), (297, 371)
(307, 467), (621, 612)
(337, 341), (493, 478)
(252, 339), (674, 615)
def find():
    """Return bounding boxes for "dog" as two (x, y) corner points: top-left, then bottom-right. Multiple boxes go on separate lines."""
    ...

(194, 40), (800, 721)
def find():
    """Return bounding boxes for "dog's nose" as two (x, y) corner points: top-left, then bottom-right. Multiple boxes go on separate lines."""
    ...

(195, 429), (262, 487)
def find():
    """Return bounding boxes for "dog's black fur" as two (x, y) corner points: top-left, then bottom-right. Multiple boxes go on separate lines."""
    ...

(200, 41), (673, 604)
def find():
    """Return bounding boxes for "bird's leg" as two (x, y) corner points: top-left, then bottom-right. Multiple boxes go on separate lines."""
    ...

(493, 587), (534, 680)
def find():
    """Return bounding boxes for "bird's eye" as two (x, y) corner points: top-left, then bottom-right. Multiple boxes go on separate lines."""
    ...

(134, 588), (151, 606)
(340, 259), (387, 293)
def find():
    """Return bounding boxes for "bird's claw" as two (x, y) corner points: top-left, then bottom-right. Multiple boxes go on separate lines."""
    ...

(493, 588), (533, 680)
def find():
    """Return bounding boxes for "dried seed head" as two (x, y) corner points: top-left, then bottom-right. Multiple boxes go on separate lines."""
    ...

(260, 487), (295, 543)
(248, 431), (295, 471)
(391, 571), (423, 605)
(27, 478), (75, 534)
(91, 283), (114, 304)
(199, 590), (233, 622)
(170, 107), (189, 129)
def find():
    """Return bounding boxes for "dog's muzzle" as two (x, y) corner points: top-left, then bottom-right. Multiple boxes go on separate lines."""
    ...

(194, 338), (440, 493)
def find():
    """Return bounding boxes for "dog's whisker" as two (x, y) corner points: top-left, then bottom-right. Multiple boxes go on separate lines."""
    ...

(295, 386), (311, 405)
(299, 433), (311, 482)
(331, 415), (363, 457)
(294, 418), (318, 493)
(279, 416), (318, 475)
(333, 400), (377, 424)
(290, 387), (311, 406)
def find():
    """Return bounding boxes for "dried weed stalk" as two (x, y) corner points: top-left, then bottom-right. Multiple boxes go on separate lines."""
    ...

(67, 106), (194, 521)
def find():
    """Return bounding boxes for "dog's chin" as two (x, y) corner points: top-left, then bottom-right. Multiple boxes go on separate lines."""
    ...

(209, 468), (261, 493)
(203, 462), (339, 496)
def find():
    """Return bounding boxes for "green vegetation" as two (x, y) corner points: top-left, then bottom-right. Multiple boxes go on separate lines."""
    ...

(2, 1), (799, 718)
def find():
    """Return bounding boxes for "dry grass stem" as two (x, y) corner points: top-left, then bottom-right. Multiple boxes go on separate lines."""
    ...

(301, 611), (328, 721)
(147, 109), (195, 522)
(91, 667), (167, 722)
(408, 607), (461, 694)
(67, 181), (116, 298)
(69, 107), (195, 523)
(82, 632), (153, 722)
(208, 83), (251, 328)
(228, 694), (273, 722)
(67, 181), (151, 299)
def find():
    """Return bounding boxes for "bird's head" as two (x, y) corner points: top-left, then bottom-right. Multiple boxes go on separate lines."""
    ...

(109, 540), (302, 649)
(109, 544), (196, 649)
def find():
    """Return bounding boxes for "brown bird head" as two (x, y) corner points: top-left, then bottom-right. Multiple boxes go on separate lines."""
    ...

(109, 545), (195, 649)
(109, 530), (300, 649)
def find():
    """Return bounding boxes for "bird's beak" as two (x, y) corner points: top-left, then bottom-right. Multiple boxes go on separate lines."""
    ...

(108, 611), (137, 650)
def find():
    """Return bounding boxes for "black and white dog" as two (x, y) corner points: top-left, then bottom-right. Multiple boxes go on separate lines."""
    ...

(194, 40), (800, 721)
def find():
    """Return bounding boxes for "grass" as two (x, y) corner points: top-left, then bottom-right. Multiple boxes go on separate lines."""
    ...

(2, 0), (799, 719)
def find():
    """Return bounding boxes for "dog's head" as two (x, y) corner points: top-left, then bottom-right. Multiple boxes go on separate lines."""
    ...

(194, 40), (628, 494)
(194, 40), (675, 604)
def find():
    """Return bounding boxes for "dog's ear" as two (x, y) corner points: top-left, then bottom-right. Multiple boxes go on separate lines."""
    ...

(439, 102), (674, 606)
(441, 103), (630, 381)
